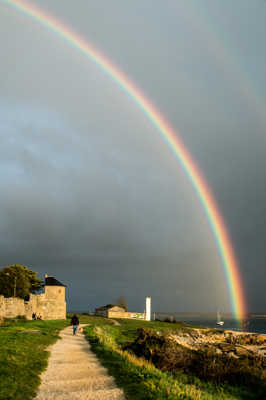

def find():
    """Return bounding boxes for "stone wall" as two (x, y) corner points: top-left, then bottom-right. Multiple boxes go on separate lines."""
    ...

(108, 311), (144, 319)
(0, 296), (26, 319)
(0, 285), (66, 320)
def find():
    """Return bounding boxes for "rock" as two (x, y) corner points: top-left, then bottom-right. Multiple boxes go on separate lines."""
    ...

(217, 343), (236, 353)
(256, 335), (266, 345)
(234, 346), (251, 357)
(228, 351), (238, 358)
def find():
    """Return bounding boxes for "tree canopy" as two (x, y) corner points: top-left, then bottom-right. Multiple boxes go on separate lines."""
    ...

(0, 264), (43, 299)
(115, 296), (128, 311)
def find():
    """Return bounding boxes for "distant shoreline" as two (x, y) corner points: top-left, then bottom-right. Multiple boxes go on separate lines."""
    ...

(155, 312), (266, 319)
(69, 310), (266, 319)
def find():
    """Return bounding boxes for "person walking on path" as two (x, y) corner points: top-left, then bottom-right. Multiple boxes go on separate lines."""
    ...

(70, 314), (79, 335)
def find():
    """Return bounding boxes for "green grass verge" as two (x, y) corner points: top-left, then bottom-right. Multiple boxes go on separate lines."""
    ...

(0, 317), (68, 400)
(81, 316), (262, 400)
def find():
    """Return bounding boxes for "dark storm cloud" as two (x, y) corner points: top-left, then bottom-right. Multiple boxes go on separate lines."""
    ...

(0, 103), (224, 311)
(0, 0), (266, 313)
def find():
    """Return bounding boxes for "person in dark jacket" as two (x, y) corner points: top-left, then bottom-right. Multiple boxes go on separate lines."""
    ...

(70, 314), (79, 335)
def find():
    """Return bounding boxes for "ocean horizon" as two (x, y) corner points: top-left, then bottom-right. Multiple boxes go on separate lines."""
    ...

(154, 312), (266, 334)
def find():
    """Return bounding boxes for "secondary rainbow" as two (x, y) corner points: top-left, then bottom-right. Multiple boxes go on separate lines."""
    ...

(2, 0), (247, 319)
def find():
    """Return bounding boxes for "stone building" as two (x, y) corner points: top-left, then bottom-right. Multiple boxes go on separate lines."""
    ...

(95, 304), (125, 317)
(0, 275), (66, 320)
(95, 304), (144, 319)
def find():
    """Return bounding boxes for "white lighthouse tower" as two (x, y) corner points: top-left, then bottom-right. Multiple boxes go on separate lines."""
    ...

(145, 297), (151, 321)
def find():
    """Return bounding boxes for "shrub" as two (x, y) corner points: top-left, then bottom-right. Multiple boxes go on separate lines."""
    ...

(126, 328), (266, 392)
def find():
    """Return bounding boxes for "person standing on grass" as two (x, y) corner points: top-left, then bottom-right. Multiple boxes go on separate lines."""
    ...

(70, 314), (79, 335)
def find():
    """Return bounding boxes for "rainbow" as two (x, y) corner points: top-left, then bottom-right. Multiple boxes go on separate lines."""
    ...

(2, 0), (246, 319)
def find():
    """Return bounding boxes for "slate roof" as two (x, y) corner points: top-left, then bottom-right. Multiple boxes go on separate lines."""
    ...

(45, 276), (66, 287)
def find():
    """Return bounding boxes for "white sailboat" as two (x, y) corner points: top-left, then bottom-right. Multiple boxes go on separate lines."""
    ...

(216, 311), (224, 326)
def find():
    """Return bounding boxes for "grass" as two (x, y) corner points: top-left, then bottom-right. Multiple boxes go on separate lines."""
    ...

(81, 315), (265, 400)
(0, 317), (68, 400)
(1, 314), (263, 399)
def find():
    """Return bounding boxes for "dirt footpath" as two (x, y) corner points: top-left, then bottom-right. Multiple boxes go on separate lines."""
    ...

(35, 324), (125, 400)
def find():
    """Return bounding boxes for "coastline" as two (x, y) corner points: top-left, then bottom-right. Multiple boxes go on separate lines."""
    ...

(169, 326), (266, 359)
(154, 312), (266, 334)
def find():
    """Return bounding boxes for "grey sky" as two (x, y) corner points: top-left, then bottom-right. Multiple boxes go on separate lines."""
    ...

(0, 1), (265, 313)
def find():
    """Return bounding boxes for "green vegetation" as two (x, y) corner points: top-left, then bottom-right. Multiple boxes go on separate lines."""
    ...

(0, 265), (43, 298)
(127, 328), (265, 386)
(82, 315), (265, 400)
(1, 314), (264, 400)
(0, 317), (67, 400)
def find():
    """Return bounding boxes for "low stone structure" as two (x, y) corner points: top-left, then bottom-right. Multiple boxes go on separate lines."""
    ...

(109, 311), (144, 319)
(95, 304), (144, 319)
(0, 275), (66, 320)
(95, 305), (124, 317)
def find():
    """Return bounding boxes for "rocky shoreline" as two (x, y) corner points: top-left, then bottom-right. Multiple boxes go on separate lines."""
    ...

(126, 326), (266, 389)
(170, 328), (266, 362)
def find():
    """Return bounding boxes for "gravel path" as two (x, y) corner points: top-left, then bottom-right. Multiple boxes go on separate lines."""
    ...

(35, 324), (126, 400)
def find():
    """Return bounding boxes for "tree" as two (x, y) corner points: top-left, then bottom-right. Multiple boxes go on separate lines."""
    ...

(115, 296), (128, 311)
(0, 264), (43, 299)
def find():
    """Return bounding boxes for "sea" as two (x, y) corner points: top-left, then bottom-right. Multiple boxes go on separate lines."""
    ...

(154, 313), (266, 334)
